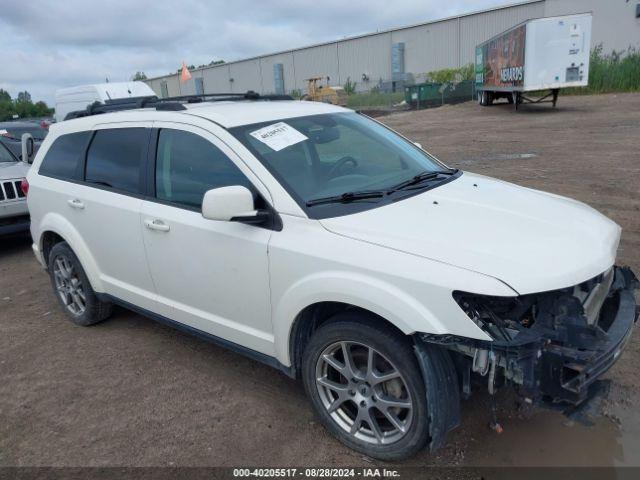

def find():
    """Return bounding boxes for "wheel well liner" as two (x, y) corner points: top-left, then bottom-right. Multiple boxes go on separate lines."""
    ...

(289, 302), (405, 378)
(41, 231), (66, 266)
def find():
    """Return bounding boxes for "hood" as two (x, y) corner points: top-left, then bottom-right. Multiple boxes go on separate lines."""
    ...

(0, 161), (30, 179)
(320, 172), (620, 295)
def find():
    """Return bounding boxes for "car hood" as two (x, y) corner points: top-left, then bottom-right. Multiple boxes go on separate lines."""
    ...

(319, 172), (620, 295)
(0, 161), (29, 179)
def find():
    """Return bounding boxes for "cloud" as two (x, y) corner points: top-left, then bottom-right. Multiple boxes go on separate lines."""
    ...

(0, 0), (506, 104)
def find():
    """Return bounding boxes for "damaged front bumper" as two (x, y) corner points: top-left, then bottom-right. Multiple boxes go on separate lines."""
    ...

(425, 266), (639, 405)
(538, 270), (637, 403)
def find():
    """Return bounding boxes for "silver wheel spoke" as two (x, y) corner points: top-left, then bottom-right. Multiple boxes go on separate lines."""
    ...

(349, 412), (364, 435)
(321, 353), (347, 377)
(317, 376), (348, 394)
(380, 407), (407, 433)
(376, 395), (411, 410)
(327, 396), (348, 414)
(371, 370), (401, 385)
(364, 409), (384, 442)
(340, 342), (361, 380)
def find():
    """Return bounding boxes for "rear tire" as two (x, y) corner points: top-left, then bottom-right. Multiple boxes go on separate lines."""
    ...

(48, 242), (112, 326)
(302, 314), (430, 460)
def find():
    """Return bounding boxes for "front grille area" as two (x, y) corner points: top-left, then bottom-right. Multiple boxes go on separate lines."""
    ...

(0, 180), (25, 203)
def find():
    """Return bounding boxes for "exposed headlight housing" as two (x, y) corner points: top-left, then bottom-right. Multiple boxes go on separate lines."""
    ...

(452, 291), (533, 342)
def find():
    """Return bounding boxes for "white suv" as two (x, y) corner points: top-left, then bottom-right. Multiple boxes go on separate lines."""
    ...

(26, 93), (638, 460)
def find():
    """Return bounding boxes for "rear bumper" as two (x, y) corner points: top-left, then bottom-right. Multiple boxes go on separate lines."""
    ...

(537, 267), (638, 403)
(0, 214), (30, 236)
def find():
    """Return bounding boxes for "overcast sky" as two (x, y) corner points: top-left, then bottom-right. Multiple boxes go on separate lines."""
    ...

(0, 0), (508, 104)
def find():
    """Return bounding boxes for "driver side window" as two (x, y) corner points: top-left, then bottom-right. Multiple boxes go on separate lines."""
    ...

(155, 129), (253, 209)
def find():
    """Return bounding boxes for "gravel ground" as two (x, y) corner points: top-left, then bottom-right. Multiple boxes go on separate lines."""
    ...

(1, 93), (639, 468)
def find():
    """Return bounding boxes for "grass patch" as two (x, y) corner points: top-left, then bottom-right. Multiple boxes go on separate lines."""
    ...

(565, 45), (640, 95)
(346, 90), (405, 108)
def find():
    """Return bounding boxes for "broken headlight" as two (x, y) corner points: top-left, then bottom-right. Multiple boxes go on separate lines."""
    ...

(453, 291), (535, 342)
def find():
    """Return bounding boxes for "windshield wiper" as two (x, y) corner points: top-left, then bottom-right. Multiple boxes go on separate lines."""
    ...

(388, 168), (458, 192)
(306, 190), (385, 207)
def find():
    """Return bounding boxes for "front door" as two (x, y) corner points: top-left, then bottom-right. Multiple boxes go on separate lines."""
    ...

(140, 123), (275, 356)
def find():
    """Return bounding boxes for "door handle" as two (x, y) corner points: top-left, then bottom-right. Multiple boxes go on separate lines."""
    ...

(67, 199), (85, 210)
(144, 219), (170, 232)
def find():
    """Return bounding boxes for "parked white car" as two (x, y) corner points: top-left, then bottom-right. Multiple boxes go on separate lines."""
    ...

(0, 141), (30, 235)
(25, 93), (638, 459)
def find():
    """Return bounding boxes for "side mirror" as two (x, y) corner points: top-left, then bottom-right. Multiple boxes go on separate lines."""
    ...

(202, 185), (257, 222)
(21, 133), (35, 164)
(413, 142), (423, 149)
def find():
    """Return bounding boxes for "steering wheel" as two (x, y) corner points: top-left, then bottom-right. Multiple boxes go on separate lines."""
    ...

(326, 156), (359, 180)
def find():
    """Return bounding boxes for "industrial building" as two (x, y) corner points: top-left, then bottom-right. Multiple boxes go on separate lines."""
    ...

(145, 0), (640, 98)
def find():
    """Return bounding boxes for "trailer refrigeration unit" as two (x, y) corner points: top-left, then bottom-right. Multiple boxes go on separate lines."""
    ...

(475, 13), (592, 110)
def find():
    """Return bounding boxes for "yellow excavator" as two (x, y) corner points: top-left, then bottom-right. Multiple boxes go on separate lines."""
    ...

(302, 76), (348, 106)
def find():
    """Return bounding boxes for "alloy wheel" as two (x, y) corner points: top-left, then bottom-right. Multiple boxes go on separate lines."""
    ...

(315, 341), (413, 445)
(52, 255), (86, 315)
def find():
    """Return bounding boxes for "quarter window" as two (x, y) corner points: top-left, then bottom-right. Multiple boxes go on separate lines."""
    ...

(155, 129), (252, 208)
(85, 128), (148, 194)
(39, 131), (91, 179)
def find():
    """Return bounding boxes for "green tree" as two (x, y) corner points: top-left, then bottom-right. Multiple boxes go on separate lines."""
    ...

(16, 91), (32, 103)
(131, 71), (148, 81)
(0, 89), (53, 121)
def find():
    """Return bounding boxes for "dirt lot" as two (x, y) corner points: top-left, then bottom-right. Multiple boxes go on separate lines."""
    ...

(1, 93), (639, 468)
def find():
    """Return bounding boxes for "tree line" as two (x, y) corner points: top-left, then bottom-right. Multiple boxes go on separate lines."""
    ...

(0, 89), (53, 122)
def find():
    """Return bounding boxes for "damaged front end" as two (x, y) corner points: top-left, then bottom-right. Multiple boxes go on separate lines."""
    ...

(425, 266), (639, 405)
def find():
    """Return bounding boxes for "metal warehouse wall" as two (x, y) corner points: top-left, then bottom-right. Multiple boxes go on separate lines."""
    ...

(144, 0), (637, 97)
(544, 0), (640, 53)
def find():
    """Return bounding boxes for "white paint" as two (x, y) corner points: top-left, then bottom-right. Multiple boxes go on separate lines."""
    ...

(27, 103), (622, 368)
(523, 13), (592, 91)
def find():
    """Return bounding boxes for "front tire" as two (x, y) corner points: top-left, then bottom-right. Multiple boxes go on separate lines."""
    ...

(302, 315), (429, 460)
(48, 242), (112, 326)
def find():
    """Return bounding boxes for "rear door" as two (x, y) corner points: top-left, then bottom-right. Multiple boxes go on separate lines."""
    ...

(140, 122), (275, 356)
(68, 124), (157, 310)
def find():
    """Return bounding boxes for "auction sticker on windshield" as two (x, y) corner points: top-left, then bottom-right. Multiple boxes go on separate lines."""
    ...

(249, 122), (308, 152)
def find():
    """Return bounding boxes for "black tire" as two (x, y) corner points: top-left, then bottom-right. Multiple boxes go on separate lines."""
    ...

(302, 313), (430, 460)
(48, 242), (112, 326)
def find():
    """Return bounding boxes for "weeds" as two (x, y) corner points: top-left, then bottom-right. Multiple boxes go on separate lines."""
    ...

(343, 77), (357, 95)
(345, 90), (405, 108)
(566, 44), (640, 94)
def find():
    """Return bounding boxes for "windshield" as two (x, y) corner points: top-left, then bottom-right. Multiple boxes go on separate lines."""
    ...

(230, 112), (457, 218)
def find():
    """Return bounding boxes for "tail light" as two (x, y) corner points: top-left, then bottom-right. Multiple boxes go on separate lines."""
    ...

(20, 178), (29, 196)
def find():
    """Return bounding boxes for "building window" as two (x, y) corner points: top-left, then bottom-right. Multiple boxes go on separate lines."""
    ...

(160, 81), (169, 98)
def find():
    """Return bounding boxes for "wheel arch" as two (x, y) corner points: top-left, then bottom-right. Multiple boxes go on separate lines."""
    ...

(273, 272), (453, 371)
(36, 213), (104, 292)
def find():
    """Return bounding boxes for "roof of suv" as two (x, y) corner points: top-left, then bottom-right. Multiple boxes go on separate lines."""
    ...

(55, 100), (348, 132)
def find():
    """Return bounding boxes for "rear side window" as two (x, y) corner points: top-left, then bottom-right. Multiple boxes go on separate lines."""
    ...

(85, 128), (148, 194)
(39, 132), (91, 179)
(155, 129), (252, 208)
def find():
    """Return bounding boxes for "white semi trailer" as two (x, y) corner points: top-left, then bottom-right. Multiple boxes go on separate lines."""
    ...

(475, 13), (592, 109)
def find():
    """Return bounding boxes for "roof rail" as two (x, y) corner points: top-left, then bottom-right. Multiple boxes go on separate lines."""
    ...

(63, 90), (294, 121)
